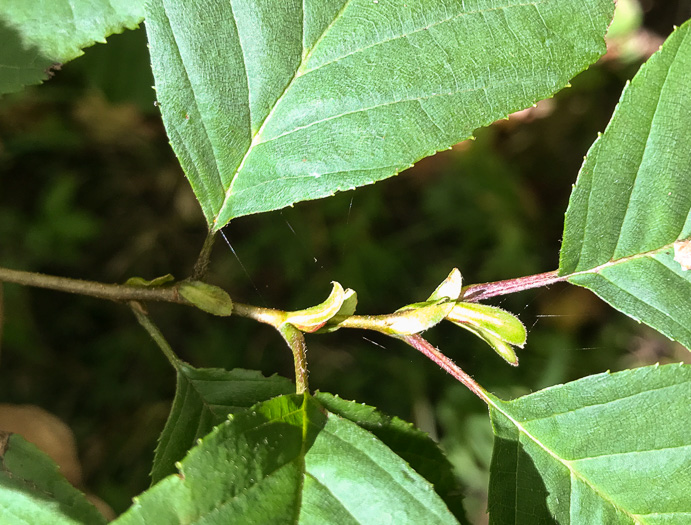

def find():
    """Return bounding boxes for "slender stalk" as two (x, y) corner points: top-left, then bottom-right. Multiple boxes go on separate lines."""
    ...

(192, 231), (217, 280)
(461, 270), (564, 302)
(463, 244), (677, 302)
(0, 267), (183, 304)
(278, 324), (309, 394)
(234, 302), (308, 393)
(0, 265), (288, 326)
(129, 302), (181, 369)
(401, 334), (491, 403)
(231, 302), (286, 326)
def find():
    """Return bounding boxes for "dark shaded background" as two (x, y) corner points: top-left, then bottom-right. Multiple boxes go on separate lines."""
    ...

(1, 1), (689, 520)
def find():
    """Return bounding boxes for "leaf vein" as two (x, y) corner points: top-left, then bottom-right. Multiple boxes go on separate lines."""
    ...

(513, 379), (686, 424)
(572, 444), (691, 463)
(256, 87), (482, 147)
(491, 402), (637, 522)
(299, 0), (550, 77)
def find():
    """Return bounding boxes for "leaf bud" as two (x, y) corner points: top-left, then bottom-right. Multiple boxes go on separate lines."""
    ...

(179, 281), (233, 316)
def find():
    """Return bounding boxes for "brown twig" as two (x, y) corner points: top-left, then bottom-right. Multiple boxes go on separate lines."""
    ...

(192, 231), (217, 280)
(0, 267), (183, 304)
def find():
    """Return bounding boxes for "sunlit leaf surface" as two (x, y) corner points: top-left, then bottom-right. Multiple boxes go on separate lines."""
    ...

(118, 394), (461, 524)
(145, 0), (614, 228)
(488, 363), (691, 524)
(150, 365), (293, 484)
(560, 21), (691, 349)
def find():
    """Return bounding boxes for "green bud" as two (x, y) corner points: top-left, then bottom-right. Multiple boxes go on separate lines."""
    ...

(384, 273), (462, 335)
(458, 323), (519, 366)
(447, 302), (526, 346)
(385, 299), (454, 335)
(336, 288), (358, 317)
(285, 282), (348, 332)
(427, 268), (463, 302)
(446, 302), (526, 365)
(316, 288), (358, 333)
(178, 281), (233, 316)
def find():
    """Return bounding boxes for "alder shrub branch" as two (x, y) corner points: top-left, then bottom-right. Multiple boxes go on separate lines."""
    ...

(0, 263), (561, 399)
(0, 265), (564, 310)
(0, 267), (185, 304)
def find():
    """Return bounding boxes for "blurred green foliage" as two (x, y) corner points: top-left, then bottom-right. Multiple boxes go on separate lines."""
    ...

(1, 3), (689, 520)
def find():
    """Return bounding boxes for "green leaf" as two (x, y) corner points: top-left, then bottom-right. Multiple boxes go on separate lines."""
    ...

(314, 392), (468, 523)
(178, 280), (233, 316)
(559, 20), (691, 350)
(117, 394), (459, 524)
(145, 0), (614, 229)
(0, 0), (146, 95)
(150, 365), (294, 485)
(0, 432), (107, 525)
(487, 363), (691, 524)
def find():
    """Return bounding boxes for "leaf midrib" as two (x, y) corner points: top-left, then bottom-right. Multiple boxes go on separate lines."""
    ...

(585, 259), (691, 339)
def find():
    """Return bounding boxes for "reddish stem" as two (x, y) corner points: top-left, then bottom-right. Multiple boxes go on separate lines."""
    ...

(402, 334), (490, 404)
(461, 270), (564, 302)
